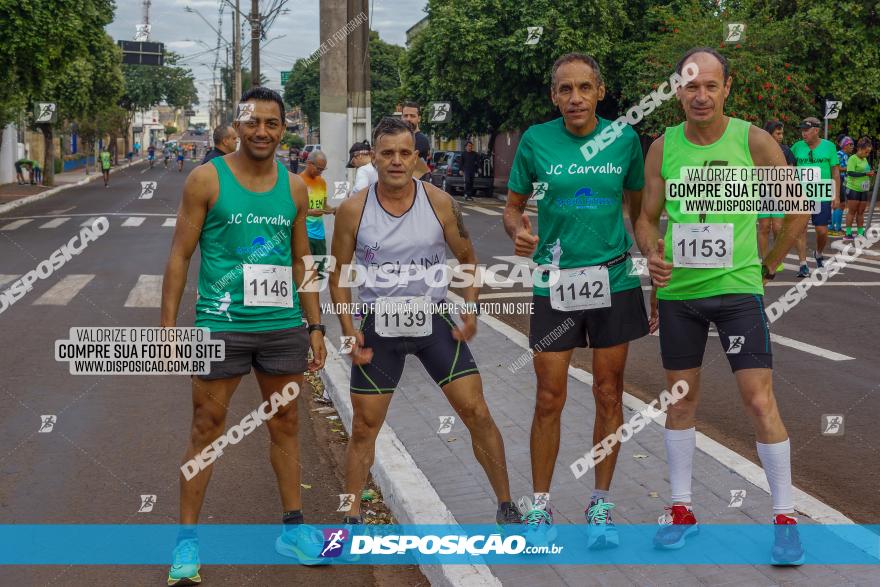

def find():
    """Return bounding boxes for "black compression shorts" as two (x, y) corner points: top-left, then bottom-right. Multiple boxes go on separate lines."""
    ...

(350, 310), (479, 394)
(658, 294), (772, 372)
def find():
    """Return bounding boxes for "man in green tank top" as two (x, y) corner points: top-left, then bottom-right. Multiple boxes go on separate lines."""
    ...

(636, 48), (809, 565)
(161, 87), (328, 584)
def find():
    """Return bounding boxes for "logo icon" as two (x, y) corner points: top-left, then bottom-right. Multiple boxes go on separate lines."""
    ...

(531, 181), (548, 201)
(337, 493), (356, 512)
(824, 100), (842, 120)
(140, 181), (157, 199)
(339, 336), (355, 355)
(39, 415), (57, 433)
(430, 102), (451, 123)
(320, 528), (348, 558)
(134, 23), (151, 42)
(725, 23), (746, 43)
(726, 335), (745, 354)
(237, 103), (255, 122)
(333, 181), (350, 200)
(35, 103), (56, 123)
(299, 255), (335, 292)
(629, 258), (649, 276)
(728, 489), (746, 507)
(437, 416), (455, 434)
(821, 414), (844, 436)
(525, 26), (543, 45)
(138, 494), (157, 513)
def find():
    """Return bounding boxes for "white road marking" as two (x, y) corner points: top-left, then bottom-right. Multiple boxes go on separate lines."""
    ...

(463, 205), (502, 216)
(39, 217), (70, 229)
(1, 219), (34, 231)
(785, 253), (880, 274)
(33, 274), (95, 306)
(830, 239), (880, 259)
(124, 275), (163, 308)
(769, 333), (855, 361)
(162, 218), (177, 227)
(0, 275), (19, 287)
(121, 216), (146, 227)
(48, 207), (76, 215)
(0, 213), (176, 220)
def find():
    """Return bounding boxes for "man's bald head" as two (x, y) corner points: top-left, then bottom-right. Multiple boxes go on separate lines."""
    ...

(305, 150), (327, 177)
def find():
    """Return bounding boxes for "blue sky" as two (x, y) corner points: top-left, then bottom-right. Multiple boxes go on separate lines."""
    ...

(106, 0), (428, 114)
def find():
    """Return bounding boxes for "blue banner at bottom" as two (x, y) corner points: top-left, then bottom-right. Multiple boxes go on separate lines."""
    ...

(0, 524), (878, 565)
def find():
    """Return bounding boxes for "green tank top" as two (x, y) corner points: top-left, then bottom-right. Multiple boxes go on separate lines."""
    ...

(659, 117), (762, 300)
(195, 158), (303, 332)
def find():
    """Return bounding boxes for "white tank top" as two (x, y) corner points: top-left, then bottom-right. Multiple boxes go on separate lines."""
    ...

(355, 180), (447, 303)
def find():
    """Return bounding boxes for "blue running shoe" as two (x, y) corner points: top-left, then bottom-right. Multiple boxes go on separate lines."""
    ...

(585, 498), (619, 550)
(167, 539), (201, 586)
(275, 524), (331, 566)
(771, 514), (805, 566)
(517, 496), (557, 547)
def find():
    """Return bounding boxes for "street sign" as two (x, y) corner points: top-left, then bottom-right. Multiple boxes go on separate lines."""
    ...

(281, 71), (291, 85)
(184, 110), (196, 117)
(118, 41), (164, 66)
(825, 100), (842, 119)
(34, 103), (57, 124)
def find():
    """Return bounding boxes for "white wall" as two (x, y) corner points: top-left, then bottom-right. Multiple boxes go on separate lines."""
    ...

(0, 125), (18, 184)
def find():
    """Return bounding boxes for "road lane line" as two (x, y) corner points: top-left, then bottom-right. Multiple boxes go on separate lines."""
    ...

(124, 275), (163, 308)
(463, 205), (502, 216)
(705, 331), (854, 361)
(33, 274), (95, 306)
(831, 240), (880, 257)
(1, 219), (34, 231)
(38, 217), (71, 229)
(785, 253), (880, 274)
(0, 275), (19, 287)
(48, 207), (76, 215)
(162, 218), (177, 227)
(121, 217), (146, 227)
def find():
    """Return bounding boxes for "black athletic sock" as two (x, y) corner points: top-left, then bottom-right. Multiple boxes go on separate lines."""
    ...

(282, 509), (304, 528)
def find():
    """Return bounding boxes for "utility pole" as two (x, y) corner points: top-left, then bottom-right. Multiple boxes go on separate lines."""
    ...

(347, 0), (370, 146)
(250, 0), (260, 88)
(233, 0), (242, 104)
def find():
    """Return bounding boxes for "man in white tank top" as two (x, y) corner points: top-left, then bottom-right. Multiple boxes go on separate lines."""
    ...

(329, 117), (520, 525)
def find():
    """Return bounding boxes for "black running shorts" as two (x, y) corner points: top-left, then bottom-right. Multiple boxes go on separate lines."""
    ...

(199, 326), (309, 380)
(350, 310), (479, 394)
(528, 287), (649, 352)
(658, 294), (772, 372)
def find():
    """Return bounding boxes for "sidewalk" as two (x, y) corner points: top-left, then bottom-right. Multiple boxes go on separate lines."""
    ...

(321, 296), (875, 586)
(0, 157), (143, 208)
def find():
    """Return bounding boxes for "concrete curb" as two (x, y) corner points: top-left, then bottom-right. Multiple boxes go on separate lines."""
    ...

(0, 160), (144, 216)
(321, 339), (502, 587)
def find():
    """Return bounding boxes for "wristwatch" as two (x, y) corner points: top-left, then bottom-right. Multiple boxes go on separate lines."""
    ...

(308, 324), (326, 335)
(761, 264), (775, 281)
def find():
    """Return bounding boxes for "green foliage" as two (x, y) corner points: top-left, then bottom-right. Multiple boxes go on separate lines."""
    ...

(283, 57), (320, 128)
(165, 125), (178, 136)
(283, 132), (305, 149)
(121, 57), (198, 113)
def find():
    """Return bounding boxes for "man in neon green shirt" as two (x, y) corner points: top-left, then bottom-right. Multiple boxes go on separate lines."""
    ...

(636, 47), (809, 565)
(843, 137), (874, 241)
(790, 117), (840, 277)
(504, 52), (650, 549)
(100, 147), (111, 188)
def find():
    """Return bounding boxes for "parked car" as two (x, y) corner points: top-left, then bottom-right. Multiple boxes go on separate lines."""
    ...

(301, 144), (321, 161)
(430, 151), (494, 196)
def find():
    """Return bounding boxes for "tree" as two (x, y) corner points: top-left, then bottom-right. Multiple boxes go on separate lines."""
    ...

(401, 0), (632, 148)
(283, 132), (305, 149)
(369, 31), (405, 127)
(283, 58), (320, 129)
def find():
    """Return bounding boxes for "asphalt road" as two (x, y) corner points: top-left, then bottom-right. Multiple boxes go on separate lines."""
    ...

(0, 160), (424, 586)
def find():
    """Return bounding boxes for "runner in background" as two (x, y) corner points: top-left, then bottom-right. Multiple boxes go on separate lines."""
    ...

(401, 101), (432, 180)
(637, 47), (808, 566)
(791, 117), (841, 277)
(832, 136), (854, 235)
(843, 137), (875, 242)
(758, 120), (796, 270)
(100, 145), (112, 188)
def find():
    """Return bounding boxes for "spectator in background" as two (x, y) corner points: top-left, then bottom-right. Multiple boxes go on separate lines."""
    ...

(347, 140), (377, 195)
(843, 137), (874, 242)
(14, 158), (30, 184)
(832, 136), (854, 235)
(31, 160), (42, 185)
(461, 140), (477, 201)
(201, 125), (237, 165)
(289, 144), (301, 173)
(401, 101), (432, 180)
(758, 120), (796, 266)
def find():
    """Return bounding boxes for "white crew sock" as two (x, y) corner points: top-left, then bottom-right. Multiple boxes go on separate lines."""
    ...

(756, 439), (794, 515)
(665, 427), (696, 503)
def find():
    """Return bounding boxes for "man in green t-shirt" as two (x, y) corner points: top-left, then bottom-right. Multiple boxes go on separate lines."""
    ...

(100, 147), (111, 187)
(790, 117), (840, 277)
(636, 47), (809, 565)
(503, 52), (650, 549)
